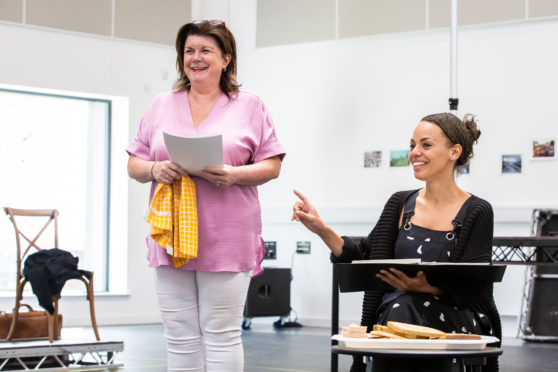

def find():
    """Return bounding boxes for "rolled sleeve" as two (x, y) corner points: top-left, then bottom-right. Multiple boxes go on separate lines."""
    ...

(126, 111), (152, 160)
(252, 101), (286, 163)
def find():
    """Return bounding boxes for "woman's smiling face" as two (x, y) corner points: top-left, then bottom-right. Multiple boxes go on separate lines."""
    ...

(409, 121), (462, 181)
(183, 34), (230, 90)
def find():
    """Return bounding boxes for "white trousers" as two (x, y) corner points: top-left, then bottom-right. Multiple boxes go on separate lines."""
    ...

(154, 268), (252, 372)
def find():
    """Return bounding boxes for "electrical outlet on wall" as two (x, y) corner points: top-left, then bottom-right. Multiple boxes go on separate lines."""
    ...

(264, 241), (277, 259)
(296, 241), (311, 254)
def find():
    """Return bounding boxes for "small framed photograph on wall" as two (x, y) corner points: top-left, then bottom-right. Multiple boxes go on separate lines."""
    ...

(390, 150), (410, 167)
(364, 151), (382, 168)
(532, 139), (555, 159)
(502, 154), (522, 174)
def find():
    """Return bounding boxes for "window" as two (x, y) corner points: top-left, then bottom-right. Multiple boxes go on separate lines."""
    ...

(0, 87), (113, 293)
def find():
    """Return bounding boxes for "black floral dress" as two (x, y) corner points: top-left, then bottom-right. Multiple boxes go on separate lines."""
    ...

(375, 191), (493, 335)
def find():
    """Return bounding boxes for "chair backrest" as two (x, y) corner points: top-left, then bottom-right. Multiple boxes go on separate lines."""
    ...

(3, 207), (59, 282)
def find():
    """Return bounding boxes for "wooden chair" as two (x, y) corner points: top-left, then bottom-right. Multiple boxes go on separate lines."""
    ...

(3, 207), (100, 343)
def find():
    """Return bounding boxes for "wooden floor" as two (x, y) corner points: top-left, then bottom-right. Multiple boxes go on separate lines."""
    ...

(88, 322), (558, 371)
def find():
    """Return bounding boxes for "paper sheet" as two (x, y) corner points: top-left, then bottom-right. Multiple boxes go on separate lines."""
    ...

(163, 132), (223, 176)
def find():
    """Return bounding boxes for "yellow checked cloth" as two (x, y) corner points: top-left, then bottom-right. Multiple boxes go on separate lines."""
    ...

(147, 176), (198, 268)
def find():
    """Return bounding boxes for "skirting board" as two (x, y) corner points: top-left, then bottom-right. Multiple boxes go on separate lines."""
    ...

(61, 313), (162, 327)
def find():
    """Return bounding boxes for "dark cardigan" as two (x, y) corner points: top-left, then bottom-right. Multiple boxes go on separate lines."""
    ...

(23, 248), (85, 314)
(332, 189), (501, 372)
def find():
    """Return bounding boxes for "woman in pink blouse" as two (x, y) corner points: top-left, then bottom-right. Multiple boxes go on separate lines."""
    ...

(127, 20), (285, 372)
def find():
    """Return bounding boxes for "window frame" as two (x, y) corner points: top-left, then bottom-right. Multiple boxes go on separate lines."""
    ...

(0, 85), (126, 294)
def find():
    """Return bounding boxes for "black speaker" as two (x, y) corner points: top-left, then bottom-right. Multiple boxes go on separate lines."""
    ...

(526, 277), (558, 336)
(535, 210), (558, 275)
(524, 210), (558, 339)
(243, 268), (291, 318)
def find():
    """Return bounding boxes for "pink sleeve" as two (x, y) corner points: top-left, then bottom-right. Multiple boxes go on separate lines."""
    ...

(252, 101), (286, 163)
(126, 110), (152, 161)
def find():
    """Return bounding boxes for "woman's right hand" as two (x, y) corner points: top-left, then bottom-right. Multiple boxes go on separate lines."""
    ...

(152, 160), (188, 185)
(292, 189), (326, 234)
(292, 189), (345, 257)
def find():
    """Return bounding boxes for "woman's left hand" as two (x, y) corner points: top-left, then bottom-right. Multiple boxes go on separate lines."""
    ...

(376, 268), (443, 296)
(200, 165), (237, 188)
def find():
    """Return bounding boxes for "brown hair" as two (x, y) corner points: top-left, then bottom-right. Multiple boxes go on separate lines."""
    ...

(421, 113), (481, 166)
(173, 20), (240, 97)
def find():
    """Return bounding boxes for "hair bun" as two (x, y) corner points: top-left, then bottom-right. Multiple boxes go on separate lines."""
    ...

(462, 113), (481, 143)
(420, 112), (481, 167)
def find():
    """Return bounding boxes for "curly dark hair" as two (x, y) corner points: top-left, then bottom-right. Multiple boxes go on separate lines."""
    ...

(421, 113), (481, 167)
(173, 20), (241, 98)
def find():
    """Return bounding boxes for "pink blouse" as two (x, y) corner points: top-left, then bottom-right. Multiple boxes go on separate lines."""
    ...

(127, 90), (285, 275)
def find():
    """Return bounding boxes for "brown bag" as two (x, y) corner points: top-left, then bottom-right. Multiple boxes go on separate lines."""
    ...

(0, 304), (62, 340)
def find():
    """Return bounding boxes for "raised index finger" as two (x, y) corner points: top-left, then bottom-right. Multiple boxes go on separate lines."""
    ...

(293, 189), (310, 204)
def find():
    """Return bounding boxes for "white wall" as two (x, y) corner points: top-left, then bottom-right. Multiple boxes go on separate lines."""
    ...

(0, 22), (176, 326)
(226, 0), (558, 328)
(1, 0), (557, 333)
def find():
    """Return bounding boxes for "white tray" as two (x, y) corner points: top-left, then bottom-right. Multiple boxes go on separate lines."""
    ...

(332, 334), (500, 350)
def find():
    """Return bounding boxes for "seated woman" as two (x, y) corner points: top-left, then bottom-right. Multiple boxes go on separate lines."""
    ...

(292, 113), (500, 372)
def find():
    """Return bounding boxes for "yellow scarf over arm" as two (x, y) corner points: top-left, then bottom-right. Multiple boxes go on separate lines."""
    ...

(147, 176), (198, 268)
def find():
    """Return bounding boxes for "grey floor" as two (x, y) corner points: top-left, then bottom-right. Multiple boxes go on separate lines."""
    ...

(91, 322), (558, 372)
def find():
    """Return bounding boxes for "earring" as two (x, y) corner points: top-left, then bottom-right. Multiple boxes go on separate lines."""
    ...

(223, 66), (227, 72)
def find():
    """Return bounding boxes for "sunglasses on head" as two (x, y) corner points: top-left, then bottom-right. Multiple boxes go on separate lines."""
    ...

(192, 19), (226, 28)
